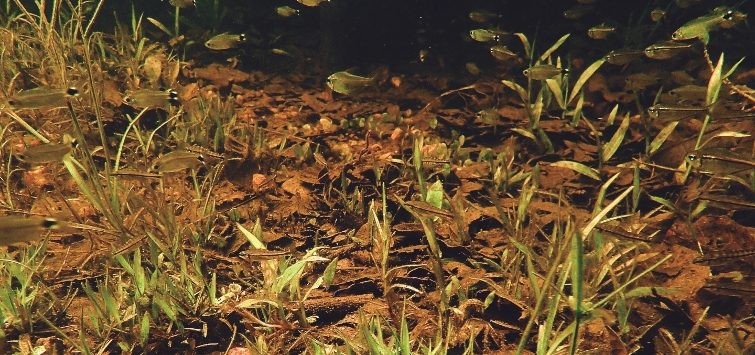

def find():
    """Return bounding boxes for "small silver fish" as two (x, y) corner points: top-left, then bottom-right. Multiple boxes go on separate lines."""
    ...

(587, 24), (616, 39)
(326, 71), (376, 95)
(563, 5), (592, 20)
(465, 62), (481, 76)
(648, 104), (708, 121)
(605, 49), (643, 65)
(0, 216), (62, 245)
(419, 48), (430, 63)
(523, 64), (568, 80)
(123, 89), (179, 109)
(7, 87), (79, 110)
(276, 6), (300, 17)
(687, 148), (754, 176)
(650, 8), (666, 22)
(16, 140), (75, 164)
(153, 150), (205, 173)
(489, 45), (517, 61)
(205, 33), (247, 50)
(168, 0), (195, 8)
(624, 73), (659, 91)
(644, 41), (693, 60)
(668, 84), (707, 103)
(468, 10), (502, 23)
(469, 29), (507, 42)
(297, 0), (329, 7)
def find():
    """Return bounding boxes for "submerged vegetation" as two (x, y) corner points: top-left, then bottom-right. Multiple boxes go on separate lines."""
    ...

(0, 0), (752, 353)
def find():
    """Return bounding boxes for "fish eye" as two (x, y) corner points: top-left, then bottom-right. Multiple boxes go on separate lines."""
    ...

(41, 217), (59, 229)
(167, 97), (180, 105)
(66, 87), (79, 96)
(7, 99), (16, 106)
(197, 154), (206, 162)
(687, 154), (697, 161)
(522, 69), (529, 75)
(168, 90), (179, 98)
(239, 34), (247, 41)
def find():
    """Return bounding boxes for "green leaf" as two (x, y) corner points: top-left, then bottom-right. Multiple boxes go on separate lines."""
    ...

(511, 127), (538, 142)
(146, 17), (173, 37)
(569, 58), (605, 103)
(322, 257), (338, 287)
(605, 104), (619, 125)
(648, 121), (678, 156)
(601, 114), (630, 163)
(514, 33), (532, 59)
(425, 180), (444, 209)
(706, 54), (724, 106)
(546, 78), (565, 109)
(237, 222), (265, 249)
(139, 312), (150, 345)
(550, 160), (600, 180)
(539, 34), (570, 63)
(502, 79), (528, 104)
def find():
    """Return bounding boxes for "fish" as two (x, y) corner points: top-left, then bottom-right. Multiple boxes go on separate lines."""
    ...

(489, 45), (517, 61)
(468, 10), (502, 23)
(644, 41), (694, 60)
(270, 48), (293, 56)
(647, 104), (708, 121)
(465, 62), (481, 76)
(563, 5), (592, 20)
(276, 6), (299, 17)
(16, 140), (75, 164)
(326, 71), (377, 95)
(469, 29), (507, 42)
(152, 150), (205, 173)
(168, 0), (195, 8)
(650, 8), (666, 22)
(668, 84), (707, 103)
(0, 215), (63, 245)
(624, 73), (659, 91)
(605, 49), (643, 65)
(476, 109), (499, 124)
(523, 64), (568, 80)
(587, 24), (616, 39)
(687, 148), (754, 176)
(297, 0), (329, 7)
(123, 89), (179, 108)
(418, 48), (430, 63)
(7, 86), (79, 110)
(205, 33), (246, 50)
(675, 0), (701, 9)
(671, 7), (737, 44)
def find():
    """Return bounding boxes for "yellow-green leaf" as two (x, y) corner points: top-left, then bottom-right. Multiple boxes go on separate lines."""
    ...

(569, 58), (605, 103)
(601, 114), (630, 163)
(648, 121), (678, 155)
(550, 160), (600, 180)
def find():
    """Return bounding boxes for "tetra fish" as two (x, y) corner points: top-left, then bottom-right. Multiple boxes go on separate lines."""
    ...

(605, 49), (643, 65)
(326, 71), (377, 95)
(16, 140), (75, 164)
(644, 41), (693, 60)
(152, 150), (205, 173)
(469, 29), (508, 42)
(168, 0), (195, 8)
(523, 64), (568, 80)
(0, 216), (63, 245)
(7, 86), (79, 110)
(123, 88), (179, 109)
(587, 24), (616, 39)
(297, 0), (329, 7)
(205, 33), (247, 50)
(468, 10), (502, 23)
(276, 6), (299, 17)
(489, 45), (518, 61)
